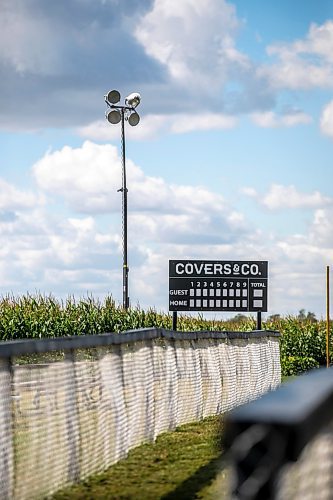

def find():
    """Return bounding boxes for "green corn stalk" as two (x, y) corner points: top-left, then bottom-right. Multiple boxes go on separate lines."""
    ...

(0, 293), (332, 378)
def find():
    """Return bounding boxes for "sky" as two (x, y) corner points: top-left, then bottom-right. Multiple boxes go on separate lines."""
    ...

(1, 0), (333, 319)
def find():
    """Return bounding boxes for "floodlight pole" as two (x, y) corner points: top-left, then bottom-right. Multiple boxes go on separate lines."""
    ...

(114, 104), (131, 310)
(120, 108), (129, 310)
(105, 90), (141, 310)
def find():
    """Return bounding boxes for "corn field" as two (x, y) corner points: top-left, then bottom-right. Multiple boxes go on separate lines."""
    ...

(0, 294), (331, 376)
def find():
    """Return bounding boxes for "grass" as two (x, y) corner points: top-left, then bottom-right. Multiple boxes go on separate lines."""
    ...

(51, 415), (229, 500)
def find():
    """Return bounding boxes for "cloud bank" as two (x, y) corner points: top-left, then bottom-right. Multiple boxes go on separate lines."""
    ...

(0, 141), (330, 317)
(1, 0), (330, 133)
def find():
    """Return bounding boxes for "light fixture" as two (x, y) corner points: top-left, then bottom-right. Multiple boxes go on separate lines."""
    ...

(106, 109), (121, 124)
(105, 89), (121, 104)
(128, 111), (140, 126)
(125, 92), (141, 109)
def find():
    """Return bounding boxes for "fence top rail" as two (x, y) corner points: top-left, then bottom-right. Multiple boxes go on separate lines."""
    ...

(225, 367), (333, 461)
(0, 328), (280, 358)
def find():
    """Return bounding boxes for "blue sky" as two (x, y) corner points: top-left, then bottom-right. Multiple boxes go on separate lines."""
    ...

(1, 0), (333, 319)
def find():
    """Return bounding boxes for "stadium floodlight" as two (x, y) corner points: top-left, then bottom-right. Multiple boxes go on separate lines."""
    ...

(125, 92), (141, 109)
(106, 109), (121, 124)
(104, 89), (141, 310)
(128, 111), (140, 126)
(105, 89), (121, 104)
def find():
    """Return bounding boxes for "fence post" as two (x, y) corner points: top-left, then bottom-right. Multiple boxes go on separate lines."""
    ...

(327, 265), (330, 368)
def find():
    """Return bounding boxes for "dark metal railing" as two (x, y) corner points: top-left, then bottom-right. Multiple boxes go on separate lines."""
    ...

(224, 367), (333, 499)
(0, 328), (280, 358)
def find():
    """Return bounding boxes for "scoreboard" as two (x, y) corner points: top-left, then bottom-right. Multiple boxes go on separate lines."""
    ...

(169, 260), (268, 312)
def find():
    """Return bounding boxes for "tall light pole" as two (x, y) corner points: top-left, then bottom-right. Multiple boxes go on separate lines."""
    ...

(104, 89), (141, 309)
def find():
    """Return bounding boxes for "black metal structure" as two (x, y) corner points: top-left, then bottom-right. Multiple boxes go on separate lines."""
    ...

(224, 367), (333, 499)
(0, 328), (280, 358)
(120, 107), (129, 309)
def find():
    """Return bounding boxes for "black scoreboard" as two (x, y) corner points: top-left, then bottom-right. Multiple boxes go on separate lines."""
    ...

(169, 260), (268, 312)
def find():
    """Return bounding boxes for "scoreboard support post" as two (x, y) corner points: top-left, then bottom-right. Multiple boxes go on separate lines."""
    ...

(172, 311), (178, 331)
(256, 311), (262, 331)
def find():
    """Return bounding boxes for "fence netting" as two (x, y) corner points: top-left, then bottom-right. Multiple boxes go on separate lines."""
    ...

(0, 330), (280, 499)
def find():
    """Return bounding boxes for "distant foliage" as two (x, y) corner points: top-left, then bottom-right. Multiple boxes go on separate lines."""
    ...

(281, 355), (320, 376)
(265, 315), (329, 376)
(0, 294), (330, 377)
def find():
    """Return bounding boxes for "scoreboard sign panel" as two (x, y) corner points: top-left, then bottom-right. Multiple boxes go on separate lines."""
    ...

(169, 260), (268, 312)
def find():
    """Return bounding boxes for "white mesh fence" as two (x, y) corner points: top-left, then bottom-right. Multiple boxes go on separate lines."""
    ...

(0, 329), (280, 499)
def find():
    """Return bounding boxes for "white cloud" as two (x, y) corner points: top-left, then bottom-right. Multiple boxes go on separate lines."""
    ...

(33, 141), (122, 213)
(320, 100), (333, 138)
(0, 0), (167, 130)
(77, 112), (237, 141)
(129, 209), (246, 246)
(308, 208), (333, 247)
(258, 21), (333, 90)
(0, 0), (329, 133)
(76, 115), (170, 141)
(170, 113), (237, 133)
(242, 184), (332, 210)
(251, 111), (312, 128)
(0, 139), (251, 306)
(49, 216), (101, 266)
(240, 186), (257, 198)
(129, 216), (333, 316)
(262, 185), (332, 210)
(0, 203), (122, 297)
(135, 0), (249, 89)
(0, 178), (43, 211)
(270, 207), (333, 313)
(0, 142), (331, 317)
(0, 0), (322, 132)
(0, 0), (63, 75)
(29, 141), (333, 317)
(32, 141), (240, 219)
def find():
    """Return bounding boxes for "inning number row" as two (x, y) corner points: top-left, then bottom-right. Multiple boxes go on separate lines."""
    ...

(190, 281), (247, 288)
(190, 288), (247, 297)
